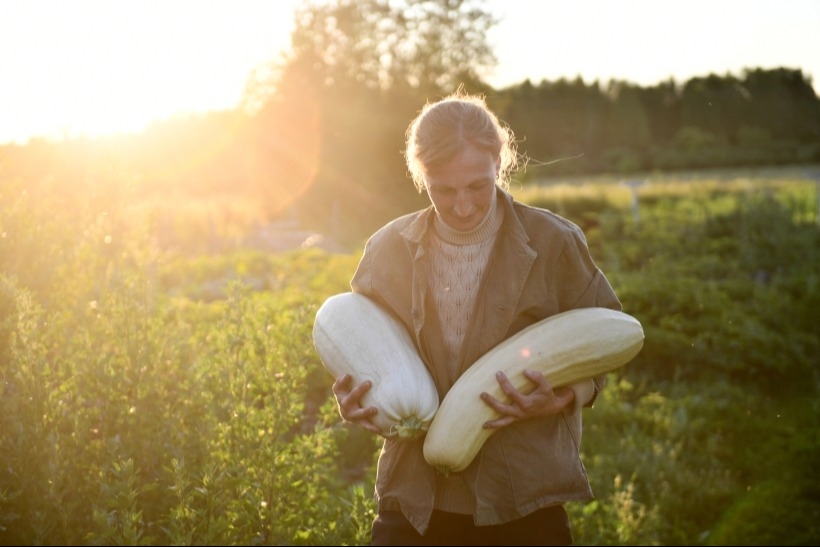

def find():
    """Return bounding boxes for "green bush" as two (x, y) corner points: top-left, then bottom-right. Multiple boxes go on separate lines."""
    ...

(1, 167), (817, 545)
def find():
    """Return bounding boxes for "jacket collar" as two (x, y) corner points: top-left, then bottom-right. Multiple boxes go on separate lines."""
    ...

(399, 202), (435, 245)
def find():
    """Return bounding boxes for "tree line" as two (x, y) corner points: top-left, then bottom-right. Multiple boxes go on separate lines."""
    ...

(500, 67), (820, 175)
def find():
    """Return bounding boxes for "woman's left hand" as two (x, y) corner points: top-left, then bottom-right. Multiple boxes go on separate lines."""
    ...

(480, 369), (575, 429)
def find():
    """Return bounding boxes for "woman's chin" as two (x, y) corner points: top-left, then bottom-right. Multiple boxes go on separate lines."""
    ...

(440, 212), (480, 231)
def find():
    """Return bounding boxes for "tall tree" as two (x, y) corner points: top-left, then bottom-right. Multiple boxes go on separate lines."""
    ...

(679, 73), (746, 143)
(741, 68), (820, 142)
(248, 0), (499, 244)
(285, 0), (498, 95)
(498, 78), (609, 177)
(604, 81), (652, 151)
(636, 79), (681, 146)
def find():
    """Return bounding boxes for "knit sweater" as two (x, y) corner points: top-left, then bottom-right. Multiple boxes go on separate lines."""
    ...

(429, 189), (504, 514)
(429, 189), (504, 382)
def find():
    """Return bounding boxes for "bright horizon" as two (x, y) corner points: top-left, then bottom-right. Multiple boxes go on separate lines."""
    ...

(1, 0), (819, 145)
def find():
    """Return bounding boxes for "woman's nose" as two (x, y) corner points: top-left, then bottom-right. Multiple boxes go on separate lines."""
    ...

(454, 192), (473, 217)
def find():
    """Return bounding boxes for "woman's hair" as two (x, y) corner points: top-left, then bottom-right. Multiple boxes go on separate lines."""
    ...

(404, 89), (521, 192)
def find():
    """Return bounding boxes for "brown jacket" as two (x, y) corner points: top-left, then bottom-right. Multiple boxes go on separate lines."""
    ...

(351, 188), (622, 534)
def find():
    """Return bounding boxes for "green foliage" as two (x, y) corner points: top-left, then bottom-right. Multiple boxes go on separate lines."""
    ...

(87, 457), (156, 546)
(703, 397), (820, 546)
(1, 167), (818, 545)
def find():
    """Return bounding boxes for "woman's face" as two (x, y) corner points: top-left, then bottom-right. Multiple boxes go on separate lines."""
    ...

(424, 144), (499, 231)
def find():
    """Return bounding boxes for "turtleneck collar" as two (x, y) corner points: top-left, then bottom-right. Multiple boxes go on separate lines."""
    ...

(433, 186), (504, 245)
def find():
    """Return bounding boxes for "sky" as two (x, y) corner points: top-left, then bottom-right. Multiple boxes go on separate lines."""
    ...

(1, 0), (819, 145)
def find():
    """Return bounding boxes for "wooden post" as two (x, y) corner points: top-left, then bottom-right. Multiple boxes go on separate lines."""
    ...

(813, 171), (820, 227)
(622, 179), (646, 224)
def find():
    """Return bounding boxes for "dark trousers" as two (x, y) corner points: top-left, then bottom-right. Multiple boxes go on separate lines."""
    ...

(371, 505), (573, 546)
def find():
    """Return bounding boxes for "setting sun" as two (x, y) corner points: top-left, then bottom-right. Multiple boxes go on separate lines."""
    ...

(0, 0), (300, 144)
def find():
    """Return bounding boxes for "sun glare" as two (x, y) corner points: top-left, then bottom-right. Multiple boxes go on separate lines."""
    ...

(3, 0), (818, 145)
(0, 0), (299, 144)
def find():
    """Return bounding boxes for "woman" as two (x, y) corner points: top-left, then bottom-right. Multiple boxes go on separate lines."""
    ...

(331, 90), (622, 546)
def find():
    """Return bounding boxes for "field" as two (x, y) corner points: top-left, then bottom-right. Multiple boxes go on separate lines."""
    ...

(1, 165), (819, 545)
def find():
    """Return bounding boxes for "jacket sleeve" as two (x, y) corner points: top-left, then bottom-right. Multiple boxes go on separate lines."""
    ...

(555, 225), (621, 407)
(350, 239), (374, 295)
(556, 226), (622, 312)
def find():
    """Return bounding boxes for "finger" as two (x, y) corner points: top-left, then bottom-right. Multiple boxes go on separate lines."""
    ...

(348, 379), (373, 400)
(523, 369), (551, 391)
(494, 371), (532, 407)
(336, 378), (371, 413)
(345, 404), (378, 423)
(331, 377), (384, 437)
(343, 405), (383, 436)
(480, 376), (515, 425)
(480, 391), (522, 417)
(337, 379), (379, 424)
(495, 371), (517, 396)
(339, 399), (378, 424)
(483, 414), (516, 429)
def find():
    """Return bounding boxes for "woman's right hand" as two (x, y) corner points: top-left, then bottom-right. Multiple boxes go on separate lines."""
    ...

(331, 373), (383, 435)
